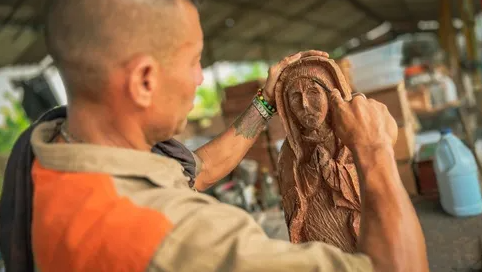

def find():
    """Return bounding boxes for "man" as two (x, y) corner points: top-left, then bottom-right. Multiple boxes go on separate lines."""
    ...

(0, 0), (429, 271)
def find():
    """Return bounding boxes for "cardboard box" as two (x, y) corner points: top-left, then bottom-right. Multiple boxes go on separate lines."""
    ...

(365, 83), (412, 127)
(221, 79), (266, 116)
(414, 143), (439, 197)
(222, 98), (252, 116)
(223, 80), (265, 101)
(196, 114), (226, 137)
(407, 86), (432, 113)
(397, 160), (418, 196)
(394, 125), (415, 161)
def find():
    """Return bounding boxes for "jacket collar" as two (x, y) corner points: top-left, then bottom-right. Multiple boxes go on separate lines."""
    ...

(30, 119), (191, 189)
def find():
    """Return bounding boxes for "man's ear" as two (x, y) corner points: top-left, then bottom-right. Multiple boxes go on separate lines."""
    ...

(126, 55), (159, 108)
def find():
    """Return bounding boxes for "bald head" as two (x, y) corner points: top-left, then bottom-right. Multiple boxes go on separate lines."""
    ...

(45, 0), (199, 98)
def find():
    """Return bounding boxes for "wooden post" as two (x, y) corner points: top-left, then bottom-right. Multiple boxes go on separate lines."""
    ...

(459, 0), (482, 94)
(438, 0), (459, 81)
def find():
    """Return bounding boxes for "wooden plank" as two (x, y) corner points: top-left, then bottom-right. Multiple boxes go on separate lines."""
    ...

(394, 124), (415, 161)
(365, 82), (412, 127)
(397, 160), (418, 196)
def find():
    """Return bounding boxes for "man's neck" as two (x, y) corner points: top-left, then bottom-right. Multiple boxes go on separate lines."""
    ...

(66, 103), (152, 151)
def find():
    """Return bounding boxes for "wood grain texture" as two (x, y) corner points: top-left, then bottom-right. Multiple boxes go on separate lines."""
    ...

(274, 56), (361, 252)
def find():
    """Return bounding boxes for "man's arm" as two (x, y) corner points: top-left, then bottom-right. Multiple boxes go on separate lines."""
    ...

(193, 50), (330, 191)
(331, 89), (429, 272)
(194, 103), (266, 191)
(149, 185), (373, 272)
(355, 145), (428, 271)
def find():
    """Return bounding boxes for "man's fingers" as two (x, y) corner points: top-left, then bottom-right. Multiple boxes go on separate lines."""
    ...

(282, 52), (302, 66)
(281, 50), (330, 68)
(330, 88), (344, 108)
(272, 50), (330, 76)
(351, 92), (367, 100)
(267, 53), (301, 81)
(387, 115), (398, 146)
(351, 95), (366, 104)
(267, 52), (302, 79)
(266, 50), (330, 90)
(300, 50), (329, 58)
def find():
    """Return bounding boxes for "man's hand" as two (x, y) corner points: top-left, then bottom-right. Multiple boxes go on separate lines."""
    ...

(330, 89), (429, 272)
(262, 50), (329, 104)
(330, 89), (397, 151)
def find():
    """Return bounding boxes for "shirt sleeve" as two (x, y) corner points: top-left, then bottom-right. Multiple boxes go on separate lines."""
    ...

(146, 188), (374, 272)
(191, 151), (203, 177)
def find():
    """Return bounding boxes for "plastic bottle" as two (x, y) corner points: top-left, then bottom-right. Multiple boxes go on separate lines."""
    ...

(434, 128), (482, 217)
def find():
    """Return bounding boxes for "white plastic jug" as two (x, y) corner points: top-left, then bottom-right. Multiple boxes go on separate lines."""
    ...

(434, 128), (482, 217)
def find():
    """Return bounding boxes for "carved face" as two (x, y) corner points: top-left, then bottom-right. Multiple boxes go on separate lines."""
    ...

(287, 78), (329, 130)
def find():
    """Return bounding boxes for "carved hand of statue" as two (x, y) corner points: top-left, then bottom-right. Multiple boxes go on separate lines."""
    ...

(330, 89), (398, 151)
(312, 145), (332, 167)
(263, 50), (329, 105)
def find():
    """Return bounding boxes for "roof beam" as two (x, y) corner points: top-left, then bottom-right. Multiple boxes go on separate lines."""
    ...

(399, 0), (415, 21)
(209, 36), (327, 51)
(252, 0), (333, 41)
(203, 6), (244, 40)
(296, 1), (380, 47)
(13, 33), (47, 64)
(207, 0), (336, 39)
(0, 0), (28, 30)
(211, 0), (336, 64)
(206, 36), (329, 61)
(325, 17), (375, 49)
(0, 17), (41, 29)
(344, 0), (385, 24)
(343, 31), (396, 55)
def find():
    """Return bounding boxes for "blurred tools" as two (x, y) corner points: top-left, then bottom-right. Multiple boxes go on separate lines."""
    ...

(260, 167), (281, 209)
(214, 159), (261, 212)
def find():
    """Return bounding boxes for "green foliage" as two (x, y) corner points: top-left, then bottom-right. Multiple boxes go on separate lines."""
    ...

(0, 92), (30, 154)
(219, 61), (268, 89)
(0, 92), (30, 195)
(223, 74), (241, 87)
(188, 86), (221, 120)
(244, 62), (268, 82)
(188, 61), (268, 120)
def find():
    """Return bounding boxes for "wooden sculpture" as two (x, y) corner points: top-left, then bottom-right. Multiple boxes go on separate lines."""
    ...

(275, 56), (361, 253)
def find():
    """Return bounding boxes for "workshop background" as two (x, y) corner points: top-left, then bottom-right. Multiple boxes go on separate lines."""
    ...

(2, 0), (482, 271)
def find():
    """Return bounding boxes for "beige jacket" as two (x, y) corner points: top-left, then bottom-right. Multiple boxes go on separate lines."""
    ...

(30, 119), (373, 272)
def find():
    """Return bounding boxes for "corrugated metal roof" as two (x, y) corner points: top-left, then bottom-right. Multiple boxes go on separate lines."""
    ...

(0, 0), (479, 68)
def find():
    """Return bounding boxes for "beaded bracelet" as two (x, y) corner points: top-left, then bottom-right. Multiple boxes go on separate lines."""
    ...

(252, 89), (277, 121)
(253, 97), (272, 121)
(255, 89), (277, 115)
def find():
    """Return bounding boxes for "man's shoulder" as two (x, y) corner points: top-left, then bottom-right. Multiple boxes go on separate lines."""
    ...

(31, 161), (176, 272)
